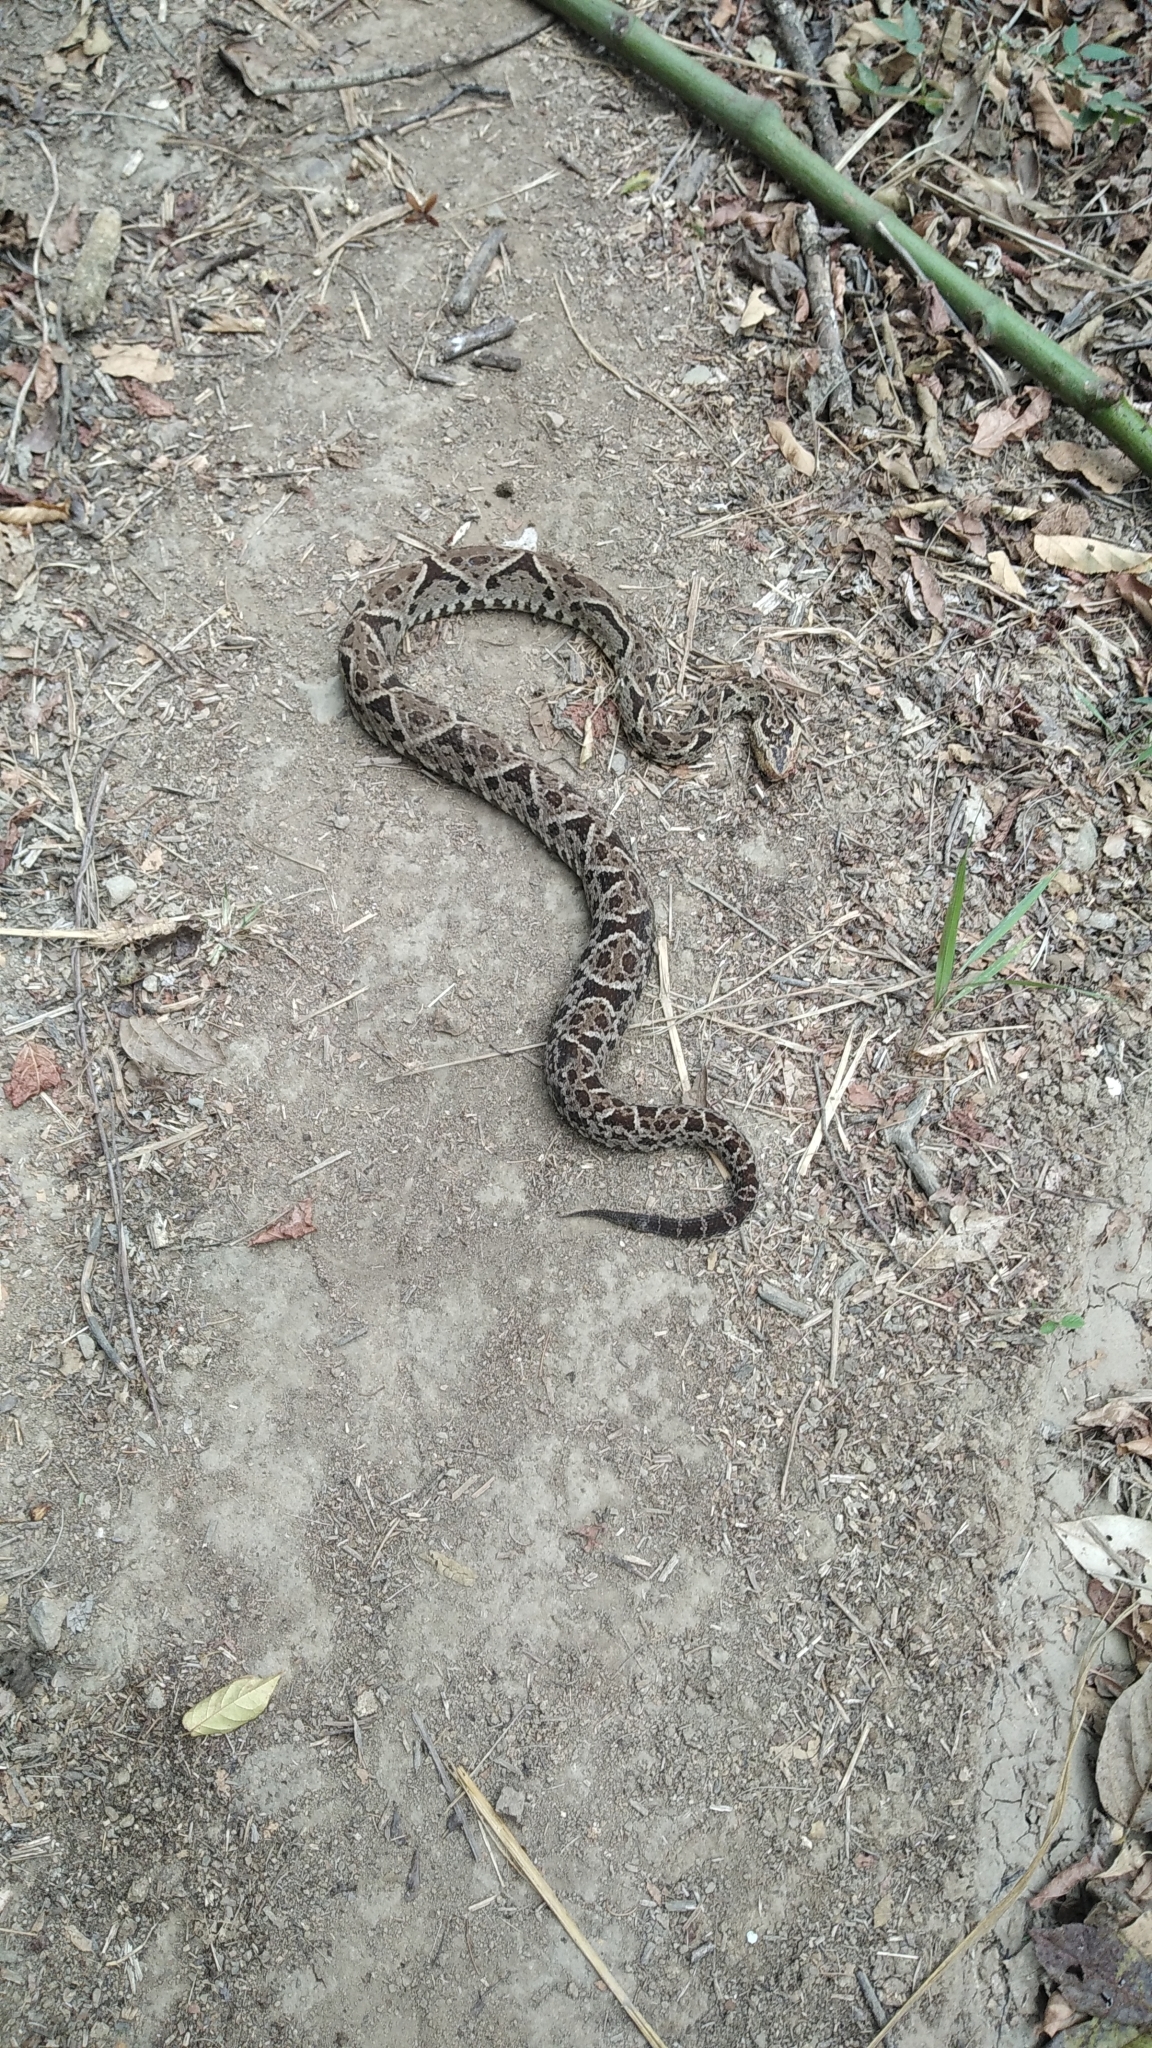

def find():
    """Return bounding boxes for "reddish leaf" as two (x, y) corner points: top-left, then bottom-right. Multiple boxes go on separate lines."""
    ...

(33, 343), (57, 406)
(122, 377), (177, 420)
(5, 1042), (63, 1108)
(971, 386), (1052, 456)
(1029, 1848), (1105, 1909)
(53, 204), (82, 254)
(1115, 571), (1152, 630)
(249, 1198), (314, 1246)
(909, 550), (946, 622)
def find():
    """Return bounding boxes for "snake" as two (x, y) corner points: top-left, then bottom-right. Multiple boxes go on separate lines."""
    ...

(340, 546), (797, 1241)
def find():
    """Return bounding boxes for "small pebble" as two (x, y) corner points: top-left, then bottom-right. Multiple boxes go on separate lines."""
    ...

(104, 874), (137, 908)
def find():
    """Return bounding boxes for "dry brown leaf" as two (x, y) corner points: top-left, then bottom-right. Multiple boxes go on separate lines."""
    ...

(988, 548), (1026, 596)
(122, 377), (176, 419)
(767, 417), (815, 476)
(33, 344), (57, 405)
(119, 1014), (222, 1077)
(1133, 240), (1152, 284)
(1028, 72), (1075, 148)
(5, 1042), (62, 1108)
(909, 550), (946, 622)
(1097, 1664), (1152, 1829)
(971, 386), (1051, 456)
(0, 502), (68, 527)
(1115, 571), (1152, 628)
(1034, 533), (1152, 576)
(249, 1199), (314, 1246)
(1039, 439), (1140, 493)
(91, 342), (174, 384)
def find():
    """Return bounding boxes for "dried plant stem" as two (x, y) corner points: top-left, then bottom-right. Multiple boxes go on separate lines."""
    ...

(226, 19), (549, 96)
(796, 203), (853, 420)
(539, 0), (1152, 481)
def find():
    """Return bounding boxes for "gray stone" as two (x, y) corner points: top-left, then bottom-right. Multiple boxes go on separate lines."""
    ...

(104, 873), (137, 907)
(28, 1594), (68, 1652)
(65, 207), (122, 332)
(1065, 818), (1098, 871)
(495, 1784), (525, 1822)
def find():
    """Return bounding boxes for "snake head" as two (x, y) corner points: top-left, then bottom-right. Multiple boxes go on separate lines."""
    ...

(749, 715), (801, 782)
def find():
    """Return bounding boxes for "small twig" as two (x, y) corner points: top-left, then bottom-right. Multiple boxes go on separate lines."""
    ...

(412, 1712), (482, 1863)
(387, 343), (455, 388)
(447, 224), (507, 319)
(886, 1084), (945, 1202)
(656, 935), (691, 1100)
(834, 1721), (871, 1804)
(556, 280), (709, 444)
(454, 1767), (669, 2048)
(812, 1058), (891, 1248)
(780, 1385), (812, 1501)
(1, 129), (59, 485)
(349, 81), (511, 144)
(225, 19), (549, 96)
(856, 1968), (889, 2030)
(103, 0), (131, 48)
(191, 240), (262, 283)
(440, 314), (516, 361)
(765, 0), (840, 163)
(797, 1028), (875, 1177)
(796, 204), (853, 421)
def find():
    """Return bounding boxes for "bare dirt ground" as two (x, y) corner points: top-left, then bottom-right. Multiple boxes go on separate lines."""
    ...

(1, 4), (1151, 2046)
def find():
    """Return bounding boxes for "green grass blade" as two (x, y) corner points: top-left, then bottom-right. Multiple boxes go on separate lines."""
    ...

(934, 853), (967, 1010)
(963, 873), (1053, 966)
(951, 937), (1029, 1003)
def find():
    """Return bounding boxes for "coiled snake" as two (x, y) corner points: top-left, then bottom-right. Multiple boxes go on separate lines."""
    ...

(340, 546), (796, 1240)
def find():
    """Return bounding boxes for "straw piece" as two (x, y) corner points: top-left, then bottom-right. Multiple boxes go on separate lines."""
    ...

(453, 1766), (670, 2048)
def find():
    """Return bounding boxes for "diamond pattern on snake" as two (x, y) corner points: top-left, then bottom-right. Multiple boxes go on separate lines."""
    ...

(341, 545), (798, 1241)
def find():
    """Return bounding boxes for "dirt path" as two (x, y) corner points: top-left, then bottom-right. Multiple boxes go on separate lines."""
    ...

(1, 7), (1149, 2047)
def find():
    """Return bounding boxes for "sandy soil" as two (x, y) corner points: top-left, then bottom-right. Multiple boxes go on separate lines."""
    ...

(0, 7), (1150, 2048)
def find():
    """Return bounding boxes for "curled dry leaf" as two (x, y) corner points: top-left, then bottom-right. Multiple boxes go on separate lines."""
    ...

(971, 386), (1052, 457)
(119, 1014), (222, 1078)
(1040, 440), (1140, 493)
(182, 1671), (282, 1737)
(1096, 1664), (1152, 1829)
(428, 1550), (477, 1586)
(908, 550), (945, 622)
(1028, 72), (1075, 149)
(767, 418), (815, 477)
(1115, 572), (1152, 628)
(1034, 534), (1152, 576)
(5, 1042), (62, 1108)
(988, 548), (1026, 597)
(0, 502), (68, 527)
(249, 1199), (314, 1246)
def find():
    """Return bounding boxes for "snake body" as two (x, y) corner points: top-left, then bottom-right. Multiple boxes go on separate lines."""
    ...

(341, 546), (793, 1240)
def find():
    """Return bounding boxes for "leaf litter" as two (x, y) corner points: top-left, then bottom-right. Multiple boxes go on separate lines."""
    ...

(0, 0), (1151, 2040)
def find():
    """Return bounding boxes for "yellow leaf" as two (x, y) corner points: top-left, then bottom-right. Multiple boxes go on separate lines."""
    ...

(428, 1549), (477, 1586)
(988, 548), (1025, 596)
(1033, 534), (1152, 576)
(767, 418), (815, 477)
(738, 287), (772, 332)
(182, 1671), (282, 1737)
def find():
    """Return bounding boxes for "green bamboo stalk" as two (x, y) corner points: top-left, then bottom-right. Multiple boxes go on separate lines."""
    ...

(538, 0), (1152, 481)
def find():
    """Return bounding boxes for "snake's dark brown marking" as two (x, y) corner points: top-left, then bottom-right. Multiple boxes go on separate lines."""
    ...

(340, 545), (797, 1240)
